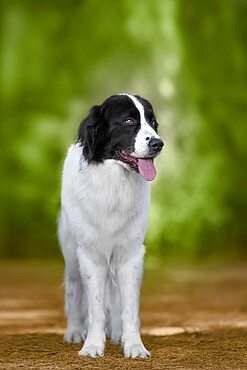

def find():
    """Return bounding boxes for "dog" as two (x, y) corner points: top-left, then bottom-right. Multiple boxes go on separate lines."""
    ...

(58, 93), (164, 358)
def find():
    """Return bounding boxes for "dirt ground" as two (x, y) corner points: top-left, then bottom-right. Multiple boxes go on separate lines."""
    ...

(0, 260), (247, 370)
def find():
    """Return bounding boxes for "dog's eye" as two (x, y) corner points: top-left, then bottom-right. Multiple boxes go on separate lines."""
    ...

(151, 118), (156, 126)
(124, 118), (135, 125)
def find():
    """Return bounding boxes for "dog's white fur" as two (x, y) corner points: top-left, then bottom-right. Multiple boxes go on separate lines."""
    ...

(58, 94), (162, 358)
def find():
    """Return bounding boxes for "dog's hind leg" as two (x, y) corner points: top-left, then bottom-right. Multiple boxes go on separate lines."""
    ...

(58, 212), (87, 344)
(110, 289), (122, 344)
(64, 269), (86, 343)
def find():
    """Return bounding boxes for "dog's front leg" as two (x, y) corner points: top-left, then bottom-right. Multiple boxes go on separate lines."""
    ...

(118, 247), (150, 358)
(77, 247), (106, 357)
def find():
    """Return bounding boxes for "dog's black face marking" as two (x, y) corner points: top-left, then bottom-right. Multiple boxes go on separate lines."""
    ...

(77, 94), (160, 164)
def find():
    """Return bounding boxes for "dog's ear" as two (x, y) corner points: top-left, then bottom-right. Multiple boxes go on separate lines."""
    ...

(77, 105), (108, 163)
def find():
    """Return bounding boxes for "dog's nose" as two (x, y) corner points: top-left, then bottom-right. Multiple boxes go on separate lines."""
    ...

(149, 137), (164, 152)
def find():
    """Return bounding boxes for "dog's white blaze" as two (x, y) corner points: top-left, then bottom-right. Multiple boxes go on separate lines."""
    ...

(120, 93), (161, 157)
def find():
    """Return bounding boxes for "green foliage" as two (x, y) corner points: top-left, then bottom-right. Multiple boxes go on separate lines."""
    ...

(0, 0), (246, 259)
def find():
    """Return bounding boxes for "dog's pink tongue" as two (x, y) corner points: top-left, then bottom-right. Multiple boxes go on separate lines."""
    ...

(137, 159), (156, 181)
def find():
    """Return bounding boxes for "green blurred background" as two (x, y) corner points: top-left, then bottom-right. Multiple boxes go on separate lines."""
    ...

(1, 0), (246, 261)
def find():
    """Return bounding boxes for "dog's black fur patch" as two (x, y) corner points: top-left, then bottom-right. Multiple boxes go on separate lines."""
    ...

(77, 94), (158, 163)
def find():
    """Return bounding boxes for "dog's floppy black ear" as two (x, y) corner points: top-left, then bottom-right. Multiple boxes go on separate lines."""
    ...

(77, 105), (108, 163)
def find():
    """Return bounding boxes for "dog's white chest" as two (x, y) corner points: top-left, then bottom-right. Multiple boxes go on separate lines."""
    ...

(62, 145), (150, 254)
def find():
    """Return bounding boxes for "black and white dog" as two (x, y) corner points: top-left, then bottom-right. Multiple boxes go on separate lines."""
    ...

(58, 93), (164, 358)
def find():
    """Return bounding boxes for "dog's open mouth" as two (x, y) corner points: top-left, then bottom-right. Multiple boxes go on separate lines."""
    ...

(116, 150), (156, 181)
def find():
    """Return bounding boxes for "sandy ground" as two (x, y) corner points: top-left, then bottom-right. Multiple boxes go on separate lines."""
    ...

(0, 260), (247, 370)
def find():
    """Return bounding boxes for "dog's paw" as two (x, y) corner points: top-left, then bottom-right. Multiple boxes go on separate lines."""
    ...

(111, 334), (122, 345)
(124, 342), (150, 358)
(64, 329), (85, 344)
(78, 344), (104, 358)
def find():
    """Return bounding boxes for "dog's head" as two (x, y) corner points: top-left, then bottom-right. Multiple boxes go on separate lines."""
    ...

(77, 93), (164, 181)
